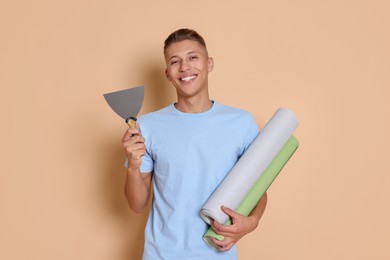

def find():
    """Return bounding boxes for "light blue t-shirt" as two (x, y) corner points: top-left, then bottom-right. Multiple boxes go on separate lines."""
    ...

(134, 101), (259, 260)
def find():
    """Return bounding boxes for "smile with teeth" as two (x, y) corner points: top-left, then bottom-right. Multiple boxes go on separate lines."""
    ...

(180, 75), (197, 82)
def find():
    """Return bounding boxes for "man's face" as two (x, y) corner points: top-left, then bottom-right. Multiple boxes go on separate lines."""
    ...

(164, 40), (214, 99)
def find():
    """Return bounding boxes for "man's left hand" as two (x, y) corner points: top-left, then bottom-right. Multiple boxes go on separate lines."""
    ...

(210, 206), (259, 252)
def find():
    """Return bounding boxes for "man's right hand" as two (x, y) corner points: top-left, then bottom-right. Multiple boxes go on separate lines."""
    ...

(121, 123), (146, 171)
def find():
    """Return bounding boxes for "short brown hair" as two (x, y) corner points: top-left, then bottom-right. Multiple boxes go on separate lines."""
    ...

(164, 28), (207, 54)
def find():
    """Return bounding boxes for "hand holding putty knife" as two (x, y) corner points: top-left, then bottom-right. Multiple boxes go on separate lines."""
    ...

(104, 85), (146, 169)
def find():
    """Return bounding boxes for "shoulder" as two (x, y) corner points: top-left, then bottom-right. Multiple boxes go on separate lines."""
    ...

(137, 105), (173, 124)
(214, 101), (257, 124)
(136, 105), (176, 136)
(214, 101), (259, 151)
(215, 101), (251, 114)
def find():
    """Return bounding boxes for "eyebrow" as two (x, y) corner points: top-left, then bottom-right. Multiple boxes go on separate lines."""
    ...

(168, 51), (198, 62)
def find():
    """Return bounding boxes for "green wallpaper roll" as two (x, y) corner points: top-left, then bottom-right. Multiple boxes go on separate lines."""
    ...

(203, 136), (299, 250)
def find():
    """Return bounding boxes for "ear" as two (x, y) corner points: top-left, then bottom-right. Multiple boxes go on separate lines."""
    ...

(208, 57), (214, 72)
(165, 68), (170, 80)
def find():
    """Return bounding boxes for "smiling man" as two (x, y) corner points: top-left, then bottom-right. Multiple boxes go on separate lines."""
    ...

(122, 28), (267, 260)
(164, 36), (213, 112)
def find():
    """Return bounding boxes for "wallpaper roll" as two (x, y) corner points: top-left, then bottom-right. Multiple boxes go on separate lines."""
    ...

(203, 136), (299, 250)
(200, 108), (299, 225)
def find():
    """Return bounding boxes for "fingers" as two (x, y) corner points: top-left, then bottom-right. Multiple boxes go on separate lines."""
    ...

(122, 123), (146, 169)
(211, 218), (238, 236)
(122, 123), (142, 142)
(123, 134), (145, 148)
(123, 133), (145, 156)
(209, 216), (238, 252)
(209, 207), (251, 251)
(124, 143), (146, 157)
(221, 206), (239, 223)
(123, 135), (145, 156)
(211, 206), (241, 234)
(211, 237), (234, 252)
(122, 123), (144, 145)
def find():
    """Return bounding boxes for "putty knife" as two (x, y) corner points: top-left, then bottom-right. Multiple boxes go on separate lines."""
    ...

(103, 86), (144, 128)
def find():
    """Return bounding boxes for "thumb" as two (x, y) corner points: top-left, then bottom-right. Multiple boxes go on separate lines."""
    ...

(221, 206), (239, 223)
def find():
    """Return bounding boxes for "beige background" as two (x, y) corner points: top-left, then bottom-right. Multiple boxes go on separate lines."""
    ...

(1, 0), (389, 259)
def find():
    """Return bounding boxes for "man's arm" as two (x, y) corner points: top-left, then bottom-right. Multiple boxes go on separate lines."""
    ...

(122, 125), (152, 213)
(124, 169), (152, 213)
(210, 192), (268, 251)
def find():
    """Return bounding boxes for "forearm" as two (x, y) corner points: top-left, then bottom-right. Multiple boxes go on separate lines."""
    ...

(124, 168), (151, 213)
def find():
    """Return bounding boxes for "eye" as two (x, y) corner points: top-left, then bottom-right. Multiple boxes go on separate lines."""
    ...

(189, 55), (198, 60)
(170, 60), (180, 65)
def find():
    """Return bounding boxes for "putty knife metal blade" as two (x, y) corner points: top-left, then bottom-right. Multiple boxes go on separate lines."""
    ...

(103, 86), (144, 128)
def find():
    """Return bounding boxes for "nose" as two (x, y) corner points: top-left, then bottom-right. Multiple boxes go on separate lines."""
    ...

(179, 60), (191, 72)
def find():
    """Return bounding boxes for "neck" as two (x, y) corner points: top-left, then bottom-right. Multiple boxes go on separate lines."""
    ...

(175, 96), (213, 113)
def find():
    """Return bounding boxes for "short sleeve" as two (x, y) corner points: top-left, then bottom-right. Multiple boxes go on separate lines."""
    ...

(139, 149), (154, 173)
(139, 123), (154, 174)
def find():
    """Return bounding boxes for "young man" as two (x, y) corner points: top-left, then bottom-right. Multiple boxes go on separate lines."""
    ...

(122, 28), (267, 260)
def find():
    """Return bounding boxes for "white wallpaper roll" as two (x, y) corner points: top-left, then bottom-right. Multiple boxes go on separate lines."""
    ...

(200, 108), (299, 225)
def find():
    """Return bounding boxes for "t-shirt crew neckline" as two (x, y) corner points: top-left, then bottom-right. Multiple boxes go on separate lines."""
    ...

(170, 100), (218, 117)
